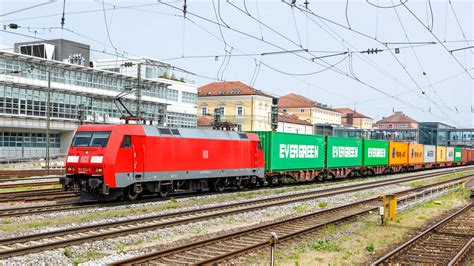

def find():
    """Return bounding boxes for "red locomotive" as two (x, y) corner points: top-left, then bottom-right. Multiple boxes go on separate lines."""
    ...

(61, 124), (265, 200)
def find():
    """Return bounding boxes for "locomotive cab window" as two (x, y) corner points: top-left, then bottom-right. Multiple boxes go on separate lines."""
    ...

(71, 131), (111, 147)
(90, 132), (111, 147)
(72, 132), (92, 147)
(121, 135), (131, 148)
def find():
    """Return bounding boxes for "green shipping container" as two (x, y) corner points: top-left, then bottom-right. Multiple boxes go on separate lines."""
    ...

(454, 147), (462, 162)
(326, 136), (363, 168)
(362, 139), (389, 166)
(253, 131), (325, 172)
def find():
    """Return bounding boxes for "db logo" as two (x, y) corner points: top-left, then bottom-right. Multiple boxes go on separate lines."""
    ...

(203, 150), (209, 159)
(80, 156), (89, 163)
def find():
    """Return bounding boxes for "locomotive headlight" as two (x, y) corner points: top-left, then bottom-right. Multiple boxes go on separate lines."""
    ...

(95, 168), (103, 173)
(67, 167), (75, 172)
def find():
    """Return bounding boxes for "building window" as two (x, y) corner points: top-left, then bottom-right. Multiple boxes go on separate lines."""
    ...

(236, 106), (244, 117)
(218, 107), (225, 116)
(301, 109), (305, 113)
(236, 124), (243, 131)
(201, 106), (208, 115)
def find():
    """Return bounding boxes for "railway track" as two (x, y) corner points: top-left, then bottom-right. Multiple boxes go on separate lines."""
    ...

(0, 171), (470, 259)
(0, 167), (468, 218)
(0, 170), (64, 180)
(0, 181), (59, 189)
(0, 167), (468, 205)
(372, 203), (473, 266)
(113, 176), (470, 264)
(0, 189), (76, 203)
(0, 176), (61, 183)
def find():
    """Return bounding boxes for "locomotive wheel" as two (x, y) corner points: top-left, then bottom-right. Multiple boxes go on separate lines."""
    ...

(125, 186), (141, 201)
(236, 179), (248, 190)
(213, 178), (225, 193)
(158, 186), (171, 197)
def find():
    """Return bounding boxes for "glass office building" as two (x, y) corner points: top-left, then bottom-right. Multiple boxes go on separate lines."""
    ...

(0, 51), (197, 159)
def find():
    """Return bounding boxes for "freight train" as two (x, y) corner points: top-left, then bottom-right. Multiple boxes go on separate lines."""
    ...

(60, 125), (474, 200)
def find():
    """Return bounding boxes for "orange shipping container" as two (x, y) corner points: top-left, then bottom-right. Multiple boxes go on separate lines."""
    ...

(389, 141), (409, 165)
(408, 143), (424, 164)
(436, 146), (447, 162)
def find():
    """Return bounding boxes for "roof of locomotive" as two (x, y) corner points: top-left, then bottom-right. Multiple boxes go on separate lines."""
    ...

(143, 126), (258, 141)
(75, 124), (259, 141)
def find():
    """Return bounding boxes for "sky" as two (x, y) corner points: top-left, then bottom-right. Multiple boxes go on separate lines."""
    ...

(1, 0), (473, 127)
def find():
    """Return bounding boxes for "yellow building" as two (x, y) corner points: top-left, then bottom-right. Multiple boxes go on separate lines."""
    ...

(279, 93), (342, 125)
(335, 108), (373, 129)
(197, 81), (274, 131)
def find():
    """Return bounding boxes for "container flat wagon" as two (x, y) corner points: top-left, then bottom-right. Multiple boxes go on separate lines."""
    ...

(325, 136), (363, 178)
(361, 139), (389, 175)
(388, 141), (409, 173)
(407, 143), (424, 170)
(253, 131), (325, 183)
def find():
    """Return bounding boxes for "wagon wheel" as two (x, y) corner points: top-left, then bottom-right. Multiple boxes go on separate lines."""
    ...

(316, 173), (324, 182)
(125, 186), (141, 201)
(213, 178), (226, 193)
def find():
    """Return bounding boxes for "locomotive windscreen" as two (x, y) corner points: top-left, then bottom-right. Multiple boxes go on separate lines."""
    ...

(72, 131), (111, 147)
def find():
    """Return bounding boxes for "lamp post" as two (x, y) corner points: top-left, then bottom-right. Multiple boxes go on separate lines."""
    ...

(46, 69), (51, 174)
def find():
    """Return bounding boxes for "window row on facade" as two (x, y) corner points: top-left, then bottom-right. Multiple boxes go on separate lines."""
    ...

(0, 132), (60, 148)
(0, 56), (195, 103)
(0, 84), (181, 124)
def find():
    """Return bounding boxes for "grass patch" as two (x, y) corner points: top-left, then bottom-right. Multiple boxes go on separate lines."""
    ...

(254, 188), (471, 265)
(365, 243), (375, 253)
(318, 202), (328, 208)
(71, 251), (102, 265)
(407, 170), (473, 187)
(63, 247), (72, 258)
(293, 205), (308, 213)
(311, 240), (341, 251)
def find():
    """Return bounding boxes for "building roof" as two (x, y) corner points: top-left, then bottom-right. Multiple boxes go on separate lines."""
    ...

(279, 93), (339, 112)
(198, 81), (272, 97)
(197, 116), (213, 127)
(335, 108), (372, 119)
(376, 112), (418, 124)
(278, 113), (312, 126)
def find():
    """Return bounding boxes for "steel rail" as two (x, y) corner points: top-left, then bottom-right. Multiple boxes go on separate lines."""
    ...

(0, 189), (76, 203)
(371, 203), (473, 265)
(0, 167), (469, 218)
(0, 170), (64, 179)
(0, 171), (470, 259)
(0, 176), (61, 183)
(113, 177), (469, 265)
(0, 181), (59, 189)
(448, 237), (473, 266)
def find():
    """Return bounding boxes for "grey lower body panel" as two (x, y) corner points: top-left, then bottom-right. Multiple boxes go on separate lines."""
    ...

(114, 168), (265, 188)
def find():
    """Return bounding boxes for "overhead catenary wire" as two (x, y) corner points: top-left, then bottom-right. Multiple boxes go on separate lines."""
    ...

(400, 1), (473, 79)
(290, 2), (471, 123)
(0, 28), (221, 82)
(0, 0), (56, 17)
(448, 0), (474, 55)
(101, 0), (119, 56)
(390, 0), (459, 125)
(3, 1), (470, 125)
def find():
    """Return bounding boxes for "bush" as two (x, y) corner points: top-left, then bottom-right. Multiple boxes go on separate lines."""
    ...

(366, 243), (375, 252)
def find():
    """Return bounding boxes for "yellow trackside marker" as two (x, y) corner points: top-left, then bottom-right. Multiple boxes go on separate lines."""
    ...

(388, 195), (397, 221)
